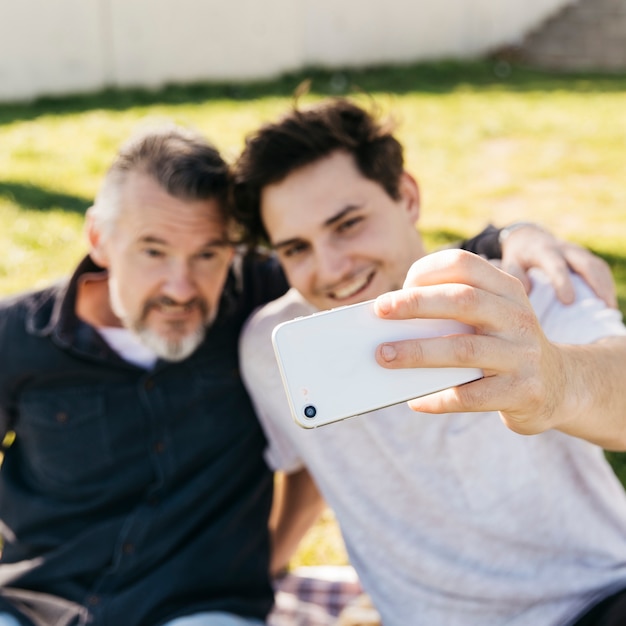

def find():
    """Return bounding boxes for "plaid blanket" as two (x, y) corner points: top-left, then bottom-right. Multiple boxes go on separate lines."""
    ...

(269, 566), (368, 626)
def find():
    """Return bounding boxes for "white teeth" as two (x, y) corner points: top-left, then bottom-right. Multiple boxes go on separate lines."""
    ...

(329, 273), (371, 300)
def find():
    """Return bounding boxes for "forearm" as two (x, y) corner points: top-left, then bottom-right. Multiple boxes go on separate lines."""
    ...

(552, 336), (626, 451)
(269, 468), (326, 575)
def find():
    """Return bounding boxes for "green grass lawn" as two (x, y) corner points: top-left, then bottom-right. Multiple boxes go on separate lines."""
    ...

(1, 59), (625, 567)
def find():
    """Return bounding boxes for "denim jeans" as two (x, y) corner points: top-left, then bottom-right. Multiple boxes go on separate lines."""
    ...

(162, 613), (265, 626)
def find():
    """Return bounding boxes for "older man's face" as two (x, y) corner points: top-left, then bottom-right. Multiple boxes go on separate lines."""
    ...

(91, 171), (234, 361)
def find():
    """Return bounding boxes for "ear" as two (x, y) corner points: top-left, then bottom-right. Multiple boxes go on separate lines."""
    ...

(399, 171), (421, 224)
(85, 208), (110, 268)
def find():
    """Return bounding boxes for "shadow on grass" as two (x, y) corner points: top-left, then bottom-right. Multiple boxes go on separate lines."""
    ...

(1, 60), (625, 127)
(0, 181), (91, 214)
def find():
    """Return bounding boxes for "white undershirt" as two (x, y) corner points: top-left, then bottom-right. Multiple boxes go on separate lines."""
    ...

(97, 326), (158, 369)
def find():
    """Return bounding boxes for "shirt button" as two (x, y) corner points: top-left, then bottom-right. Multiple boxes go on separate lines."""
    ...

(87, 595), (100, 606)
(122, 542), (135, 554)
(144, 378), (155, 391)
(55, 412), (68, 424)
(154, 441), (165, 454)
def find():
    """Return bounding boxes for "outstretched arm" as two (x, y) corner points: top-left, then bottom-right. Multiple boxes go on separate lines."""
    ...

(374, 249), (626, 450)
(462, 222), (617, 308)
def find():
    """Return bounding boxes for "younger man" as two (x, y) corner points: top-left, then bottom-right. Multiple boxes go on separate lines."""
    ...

(235, 99), (626, 626)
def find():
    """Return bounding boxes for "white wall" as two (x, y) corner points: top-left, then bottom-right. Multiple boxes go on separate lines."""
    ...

(0, 0), (106, 99)
(0, 0), (572, 103)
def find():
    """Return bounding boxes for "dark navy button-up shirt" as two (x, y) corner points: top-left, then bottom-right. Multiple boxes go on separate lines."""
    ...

(0, 253), (288, 626)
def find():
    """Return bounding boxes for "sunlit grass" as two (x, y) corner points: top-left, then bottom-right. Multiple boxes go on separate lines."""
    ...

(1, 60), (625, 567)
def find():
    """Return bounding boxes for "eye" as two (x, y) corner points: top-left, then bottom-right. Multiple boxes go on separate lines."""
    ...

(196, 250), (217, 261)
(143, 247), (164, 258)
(337, 215), (364, 233)
(281, 241), (309, 259)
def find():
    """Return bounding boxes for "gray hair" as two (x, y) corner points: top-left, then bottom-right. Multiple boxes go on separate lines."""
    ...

(91, 124), (232, 236)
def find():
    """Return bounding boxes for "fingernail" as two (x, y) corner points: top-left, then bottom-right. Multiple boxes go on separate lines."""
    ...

(376, 294), (392, 316)
(380, 344), (397, 362)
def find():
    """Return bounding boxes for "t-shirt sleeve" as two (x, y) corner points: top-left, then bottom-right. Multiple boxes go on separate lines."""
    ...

(239, 303), (305, 474)
(530, 269), (626, 344)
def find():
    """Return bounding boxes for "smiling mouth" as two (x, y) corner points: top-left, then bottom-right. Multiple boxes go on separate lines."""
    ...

(327, 270), (376, 301)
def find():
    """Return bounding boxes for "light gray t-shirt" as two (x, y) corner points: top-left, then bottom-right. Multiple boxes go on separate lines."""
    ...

(240, 270), (626, 626)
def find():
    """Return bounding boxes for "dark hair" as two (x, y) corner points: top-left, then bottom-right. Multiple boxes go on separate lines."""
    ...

(92, 124), (232, 236)
(233, 98), (404, 246)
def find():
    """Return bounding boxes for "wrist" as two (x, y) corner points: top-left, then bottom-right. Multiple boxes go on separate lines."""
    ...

(498, 221), (542, 244)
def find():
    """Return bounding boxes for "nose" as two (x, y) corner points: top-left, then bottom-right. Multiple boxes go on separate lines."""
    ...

(314, 242), (350, 287)
(162, 259), (198, 303)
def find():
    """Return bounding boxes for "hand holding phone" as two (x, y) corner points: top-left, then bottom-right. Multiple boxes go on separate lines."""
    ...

(272, 299), (482, 428)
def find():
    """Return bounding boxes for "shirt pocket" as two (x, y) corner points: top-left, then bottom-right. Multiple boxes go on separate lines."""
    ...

(15, 386), (113, 494)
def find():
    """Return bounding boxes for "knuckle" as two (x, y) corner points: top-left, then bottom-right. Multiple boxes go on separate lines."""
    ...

(407, 340), (425, 365)
(451, 283), (480, 312)
(452, 335), (478, 365)
(453, 248), (476, 271)
(508, 275), (529, 299)
(438, 247), (473, 272)
(404, 288), (422, 313)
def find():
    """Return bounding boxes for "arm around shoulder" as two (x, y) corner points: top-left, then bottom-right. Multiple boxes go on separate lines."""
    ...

(269, 468), (326, 576)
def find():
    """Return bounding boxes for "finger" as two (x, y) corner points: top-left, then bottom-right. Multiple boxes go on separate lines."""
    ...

(400, 249), (515, 294)
(405, 378), (548, 437)
(563, 247), (618, 309)
(375, 251), (527, 323)
(405, 374), (501, 414)
(375, 333), (510, 373)
(498, 260), (531, 295)
(520, 249), (575, 305)
(374, 283), (514, 334)
(374, 277), (535, 343)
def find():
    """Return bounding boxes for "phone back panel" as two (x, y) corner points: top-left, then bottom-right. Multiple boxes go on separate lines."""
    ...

(271, 299), (482, 428)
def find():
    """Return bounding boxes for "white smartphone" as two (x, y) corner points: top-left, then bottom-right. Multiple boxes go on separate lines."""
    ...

(271, 299), (482, 428)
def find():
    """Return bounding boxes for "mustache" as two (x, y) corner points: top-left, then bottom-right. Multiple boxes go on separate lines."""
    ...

(141, 296), (209, 318)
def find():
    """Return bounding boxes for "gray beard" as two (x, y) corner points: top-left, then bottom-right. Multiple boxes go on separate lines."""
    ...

(108, 281), (212, 362)
(134, 324), (206, 362)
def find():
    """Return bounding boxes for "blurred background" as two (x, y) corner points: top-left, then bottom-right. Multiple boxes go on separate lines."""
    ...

(1, 0), (625, 102)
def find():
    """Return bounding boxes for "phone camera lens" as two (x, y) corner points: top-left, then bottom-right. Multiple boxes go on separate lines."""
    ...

(303, 405), (317, 419)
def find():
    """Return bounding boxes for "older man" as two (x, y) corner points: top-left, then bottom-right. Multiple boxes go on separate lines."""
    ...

(0, 126), (287, 626)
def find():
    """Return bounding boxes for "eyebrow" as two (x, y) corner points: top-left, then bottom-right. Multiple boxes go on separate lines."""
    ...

(139, 235), (232, 248)
(271, 204), (362, 251)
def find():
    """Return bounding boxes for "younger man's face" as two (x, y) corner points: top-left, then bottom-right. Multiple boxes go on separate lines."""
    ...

(90, 171), (234, 361)
(260, 150), (425, 312)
